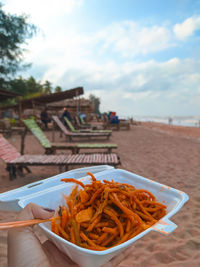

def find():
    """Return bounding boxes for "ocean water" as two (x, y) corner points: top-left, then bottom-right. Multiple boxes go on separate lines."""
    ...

(132, 116), (200, 128)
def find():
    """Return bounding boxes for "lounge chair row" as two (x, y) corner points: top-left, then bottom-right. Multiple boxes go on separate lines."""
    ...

(22, 118), (117, 154)
(52, 116), (111, 141)
(64, 116), (112, 133)
(0, 134), (120, 180)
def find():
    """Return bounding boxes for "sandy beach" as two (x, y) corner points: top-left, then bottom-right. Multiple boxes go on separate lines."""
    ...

(0, 122), (200, 266)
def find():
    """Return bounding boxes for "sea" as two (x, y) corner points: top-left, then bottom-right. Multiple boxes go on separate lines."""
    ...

(126, 116), (200, 128)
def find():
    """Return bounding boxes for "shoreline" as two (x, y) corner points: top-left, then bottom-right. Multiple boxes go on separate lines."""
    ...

(132, 116), (200, 128)
(140, 121), (200, 140)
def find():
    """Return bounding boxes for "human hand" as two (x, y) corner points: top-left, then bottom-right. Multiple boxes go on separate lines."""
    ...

(8, 203), (132, 267)
(8, 203), (77, 267)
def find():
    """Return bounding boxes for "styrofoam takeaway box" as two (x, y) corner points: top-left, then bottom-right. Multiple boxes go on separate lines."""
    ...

(0, 166), (188, 267)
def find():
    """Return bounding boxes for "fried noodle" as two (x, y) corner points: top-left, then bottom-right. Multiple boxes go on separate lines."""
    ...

(51, 172), (167, 250)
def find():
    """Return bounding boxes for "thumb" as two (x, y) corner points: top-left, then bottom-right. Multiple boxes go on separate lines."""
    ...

(8, 203), (53, 267)
(17, 203), (55, 221)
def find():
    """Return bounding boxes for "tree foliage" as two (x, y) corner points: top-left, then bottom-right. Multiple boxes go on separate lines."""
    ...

(0, 76), (63, 107)
(0, 3), (36, 88)
(8, 76), (43, 97)
(55, 86), (62, 93)
(8, 76), (62, 97)
(43, 80), (52, 94)
(0, 3), (65, 108)
(89, 94), (101, 114)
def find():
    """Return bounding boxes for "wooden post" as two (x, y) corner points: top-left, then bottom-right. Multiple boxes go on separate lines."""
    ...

(32, 101), (35, 117)
(21, 128), (27, 155)
(52, 120), (55, 142)
(76, 90), (78, 113)
(18, 97), (22, 119)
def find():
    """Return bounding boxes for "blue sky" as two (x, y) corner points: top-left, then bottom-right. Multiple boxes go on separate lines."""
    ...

(2, 0), (200, 117)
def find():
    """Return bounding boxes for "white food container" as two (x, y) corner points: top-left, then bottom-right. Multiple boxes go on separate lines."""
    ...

(0, 166), (189, 267)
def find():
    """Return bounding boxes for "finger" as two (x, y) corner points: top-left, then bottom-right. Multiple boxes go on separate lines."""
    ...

(9, 203), (54, 235)
(42, 240), (78, 267)
(8, 203), (53, 267)
(16, 203), (55, 221)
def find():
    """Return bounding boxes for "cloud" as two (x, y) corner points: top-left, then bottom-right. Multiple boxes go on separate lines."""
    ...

(24, 38), (200, 115)
(173, 16), (200, 40)
(2, 0), (83, 33)
(51, 57), (200, 116)
(23, 19), (176, 70)
(2, 0), (82, 17)
(22, 19), (178, 88)
(123, 91), (153, 101)
(22, 15), (199, 76)
(94, 21), (173, 57)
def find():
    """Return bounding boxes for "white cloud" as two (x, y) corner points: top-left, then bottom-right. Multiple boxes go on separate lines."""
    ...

(96, 21), (172, 57)
(2, 0), (83, 35)
(173, 16), (200, 40)
(53, 58), (200, 116)
(2, 0), (82, 17)
(123, 91), (152, 101)
(21, 19), (178, 87)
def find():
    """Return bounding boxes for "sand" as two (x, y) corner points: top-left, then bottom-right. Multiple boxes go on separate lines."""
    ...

(0, 122), (200, 266)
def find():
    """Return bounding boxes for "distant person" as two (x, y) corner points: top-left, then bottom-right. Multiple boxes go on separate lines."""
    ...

(40, 108), (51, 129)
(13, 111), (19, 120)
(61, 107), (72, 125)
(79, 112), (86, 120)
(109, 111), (120, 124)
(168, 117), (173, 126)
(110, 115), (120, 124)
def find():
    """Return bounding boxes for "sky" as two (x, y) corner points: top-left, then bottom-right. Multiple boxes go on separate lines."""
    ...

(2, 0), (200, 117)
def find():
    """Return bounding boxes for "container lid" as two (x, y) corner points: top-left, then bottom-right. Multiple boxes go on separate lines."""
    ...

(0, 165), (114, 211)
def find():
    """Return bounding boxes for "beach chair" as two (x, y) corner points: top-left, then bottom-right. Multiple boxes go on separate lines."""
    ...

(119, 120), (131, 130)
(52, 116), (111, 141)
(103, 115), (130, 131)
(0, 134), (120, 180)
(64, 117), (112, 134)
(79, 115), (91, 127)
(74, 115), (91, 129)
(22, 119), (117, 154)
(74, 115), (105, 131)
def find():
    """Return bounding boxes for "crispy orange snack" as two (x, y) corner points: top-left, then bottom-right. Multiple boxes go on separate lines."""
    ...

(51, 173), (167, 250)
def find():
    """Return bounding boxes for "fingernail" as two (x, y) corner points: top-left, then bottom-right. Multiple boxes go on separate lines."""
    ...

(43, 208), (55, 212)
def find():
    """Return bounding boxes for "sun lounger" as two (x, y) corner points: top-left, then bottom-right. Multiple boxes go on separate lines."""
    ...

(64, 117), (112, 134)
(103, 115), (130, 130)
(74, 115), (105, 131)
(119, 120), (131, 130)
(79, 115), (91, 127)
(0, 134), (120, 180)
(22, 119), (117, 154)
(74, 115), (91, 129)
(52, 116), (111, 141)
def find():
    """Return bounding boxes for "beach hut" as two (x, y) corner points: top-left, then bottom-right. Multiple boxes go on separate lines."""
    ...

(0, 87), (84, 118)
(0, 89), (22, 102)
